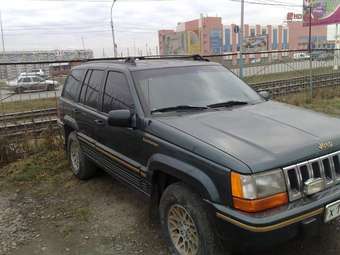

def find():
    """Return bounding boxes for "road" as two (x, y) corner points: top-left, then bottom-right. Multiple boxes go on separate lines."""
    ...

(0, 87), (62, 103)
(229, 58), (335, 77)
(0, 149), (339, 255)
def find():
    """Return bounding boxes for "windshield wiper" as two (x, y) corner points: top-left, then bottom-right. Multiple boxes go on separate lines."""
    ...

(207, 100), (248, 109)
(151, 105), (208, 114)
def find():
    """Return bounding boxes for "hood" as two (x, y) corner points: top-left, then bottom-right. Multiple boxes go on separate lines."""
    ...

(158, 101), (340, 172)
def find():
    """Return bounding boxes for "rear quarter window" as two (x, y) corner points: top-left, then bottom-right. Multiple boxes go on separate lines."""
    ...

(62, 69), (86, 102)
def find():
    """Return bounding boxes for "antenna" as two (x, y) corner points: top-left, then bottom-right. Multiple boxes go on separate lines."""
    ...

(0, 10), (5, 53)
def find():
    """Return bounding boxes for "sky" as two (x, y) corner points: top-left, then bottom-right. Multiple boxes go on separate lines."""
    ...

(0, 0), (304, 57)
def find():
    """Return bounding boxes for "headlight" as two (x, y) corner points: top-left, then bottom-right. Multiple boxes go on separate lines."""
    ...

(231, 169), (288, 213)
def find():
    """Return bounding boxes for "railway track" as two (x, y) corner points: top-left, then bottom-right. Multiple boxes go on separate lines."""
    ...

(1, 72), (340, 139)
(251, 72), (340, 96)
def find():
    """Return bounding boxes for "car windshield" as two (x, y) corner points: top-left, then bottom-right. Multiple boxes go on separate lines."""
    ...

(132, 65), (262, 113)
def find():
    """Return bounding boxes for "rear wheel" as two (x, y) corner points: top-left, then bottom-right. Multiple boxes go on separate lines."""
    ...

(159, 182), (221, 255)
(47, 84), (55, 91)
(67, 132), (97, 180)
(15, 87), (23, 94)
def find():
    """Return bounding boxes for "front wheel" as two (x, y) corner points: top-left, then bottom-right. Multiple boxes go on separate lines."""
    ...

(159, 183), (221, 255)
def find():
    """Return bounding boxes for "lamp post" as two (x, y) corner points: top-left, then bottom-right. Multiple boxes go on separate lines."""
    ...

(239, 0), (244, 79)
(110, 0), (118, 57)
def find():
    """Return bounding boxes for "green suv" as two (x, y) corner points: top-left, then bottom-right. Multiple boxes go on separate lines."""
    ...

(58, 56), (340, 254)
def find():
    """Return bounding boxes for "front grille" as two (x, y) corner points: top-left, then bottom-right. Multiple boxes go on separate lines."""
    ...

(283, 151), (340, 201)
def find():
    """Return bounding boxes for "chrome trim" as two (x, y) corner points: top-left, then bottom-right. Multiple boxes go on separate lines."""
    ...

(284, 151), (340, 201)
(216, 208), (324, 233)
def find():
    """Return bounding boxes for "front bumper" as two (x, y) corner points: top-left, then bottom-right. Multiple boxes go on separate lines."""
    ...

(209, 184), (340, 250)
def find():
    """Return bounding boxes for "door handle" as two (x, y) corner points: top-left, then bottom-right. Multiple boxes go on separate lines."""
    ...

(73, 108), (80, 113)
(94, 119), (105, 126)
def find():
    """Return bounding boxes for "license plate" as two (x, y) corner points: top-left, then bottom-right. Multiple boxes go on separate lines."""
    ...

(325, 200), (340, 223)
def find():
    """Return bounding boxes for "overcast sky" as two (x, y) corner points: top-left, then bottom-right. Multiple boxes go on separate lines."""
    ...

(1, 0), (303, 57)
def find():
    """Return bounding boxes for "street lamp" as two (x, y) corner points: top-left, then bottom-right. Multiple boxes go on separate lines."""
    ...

(111, 0), (118, 57)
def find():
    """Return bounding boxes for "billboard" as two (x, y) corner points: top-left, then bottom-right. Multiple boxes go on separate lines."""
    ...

(187, 31), (201, 55)
(303, 0), (340, 26)
(243, 35), (268, 53)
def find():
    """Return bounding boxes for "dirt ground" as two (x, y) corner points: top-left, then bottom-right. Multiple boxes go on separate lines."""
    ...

(0, 149), (339, 255)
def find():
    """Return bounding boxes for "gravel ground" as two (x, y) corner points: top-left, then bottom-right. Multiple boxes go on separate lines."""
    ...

(0, 151), (340, 255)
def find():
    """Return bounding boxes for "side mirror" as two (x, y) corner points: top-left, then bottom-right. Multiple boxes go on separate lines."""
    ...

(259, 90), (271, 101)
(107, 109), (132, 127)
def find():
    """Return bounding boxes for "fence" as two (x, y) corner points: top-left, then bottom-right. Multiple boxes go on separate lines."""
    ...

(1, 48), (340, 163)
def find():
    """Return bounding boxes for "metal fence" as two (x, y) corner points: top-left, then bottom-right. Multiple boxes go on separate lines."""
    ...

(1, 48), (340, 163)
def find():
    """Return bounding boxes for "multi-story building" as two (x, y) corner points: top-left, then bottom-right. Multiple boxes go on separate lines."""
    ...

(159, 15), (223, 55)
(159, 13), (329, 57)
(0, 49), (93, 80)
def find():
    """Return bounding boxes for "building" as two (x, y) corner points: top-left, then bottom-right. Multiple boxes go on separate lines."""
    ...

(159, 15), (223, 55)
(286, 21), (328, 50)
(0, 49), (93, 80)
(159, 12), (329, 57)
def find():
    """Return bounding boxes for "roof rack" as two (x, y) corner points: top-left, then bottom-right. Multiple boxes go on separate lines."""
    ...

(85, 54), (210, 65)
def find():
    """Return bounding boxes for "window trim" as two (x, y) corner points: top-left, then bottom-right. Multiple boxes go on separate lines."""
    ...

(100, 70), (134, 114)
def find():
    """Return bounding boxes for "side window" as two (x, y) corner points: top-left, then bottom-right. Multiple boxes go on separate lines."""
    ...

(23, 78), (31, 83)
(83, 70), (104, 109)
(80, 70), (92, 103)
(102, 71), (134, 113)
(62, 69), (85, 101)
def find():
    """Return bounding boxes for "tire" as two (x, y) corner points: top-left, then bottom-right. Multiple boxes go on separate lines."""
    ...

(15, 87), (23, 94)
(47, 84), (54, 91)
(67, 131), (97, 180)
(159, 182), (221, 255)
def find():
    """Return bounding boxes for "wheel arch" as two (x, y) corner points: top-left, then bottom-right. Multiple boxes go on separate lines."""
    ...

(148, 154), (220, 203)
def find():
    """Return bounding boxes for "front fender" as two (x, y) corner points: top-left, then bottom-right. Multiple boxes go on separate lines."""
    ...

(148, 153), (221, 203)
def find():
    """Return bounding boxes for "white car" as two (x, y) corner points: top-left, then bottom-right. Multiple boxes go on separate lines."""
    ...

(8, 76), (59, 94)
(293, 52), (310, 60)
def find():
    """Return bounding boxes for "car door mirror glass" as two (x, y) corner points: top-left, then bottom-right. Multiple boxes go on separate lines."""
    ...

(107, 109), (132, 127)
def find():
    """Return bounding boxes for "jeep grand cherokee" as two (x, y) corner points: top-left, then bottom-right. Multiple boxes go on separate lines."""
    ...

(58, 56), (340, 254)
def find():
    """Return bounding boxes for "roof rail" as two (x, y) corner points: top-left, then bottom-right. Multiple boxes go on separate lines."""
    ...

(85, 54), (210, 65)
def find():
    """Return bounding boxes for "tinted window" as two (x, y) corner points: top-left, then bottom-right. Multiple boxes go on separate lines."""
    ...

(32, 77), (40, 82)
(102, 72), (133, 113)
(80, 70), (92, 103)
(132, 66), (262, 112)
(83, 70), (104, 109)
(62, 69), (85, 101)
(22, 77), (31, 83)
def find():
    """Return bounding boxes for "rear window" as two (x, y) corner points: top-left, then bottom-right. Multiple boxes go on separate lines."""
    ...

(62, 69), (85, 102)
(80, 70), (104, 109)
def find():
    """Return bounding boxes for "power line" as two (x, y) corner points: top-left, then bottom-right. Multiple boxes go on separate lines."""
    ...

(230, 0), (301, 7)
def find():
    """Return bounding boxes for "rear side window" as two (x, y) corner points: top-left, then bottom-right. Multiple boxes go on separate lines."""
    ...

(62, 69), (85, 101)
(102, 71), (134, 113)
(81, 70), (104, 109)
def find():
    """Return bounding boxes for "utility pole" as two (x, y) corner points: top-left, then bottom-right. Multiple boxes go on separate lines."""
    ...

(81, 36), (85, 51)
(334, 24), (339, 70)
(0, 10), (5, 53)
(308, 5), (313, 98)
(110, 0), (118, 57)
(239, 0), (244, 79)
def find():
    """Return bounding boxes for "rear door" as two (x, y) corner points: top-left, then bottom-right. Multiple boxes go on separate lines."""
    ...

(75, 69), (105, 140)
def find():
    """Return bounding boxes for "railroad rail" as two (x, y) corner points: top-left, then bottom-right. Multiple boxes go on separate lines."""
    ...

(1, 71), (340, 139)
(250, 72), (340, 96)
(0, 119), (58, 138)
(0, 108), (57, 122)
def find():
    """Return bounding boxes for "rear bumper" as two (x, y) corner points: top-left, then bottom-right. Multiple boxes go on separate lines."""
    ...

(208, 184), (340, 250)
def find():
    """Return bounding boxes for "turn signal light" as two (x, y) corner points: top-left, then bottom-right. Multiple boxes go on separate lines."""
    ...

(233, 193), (288, 213)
